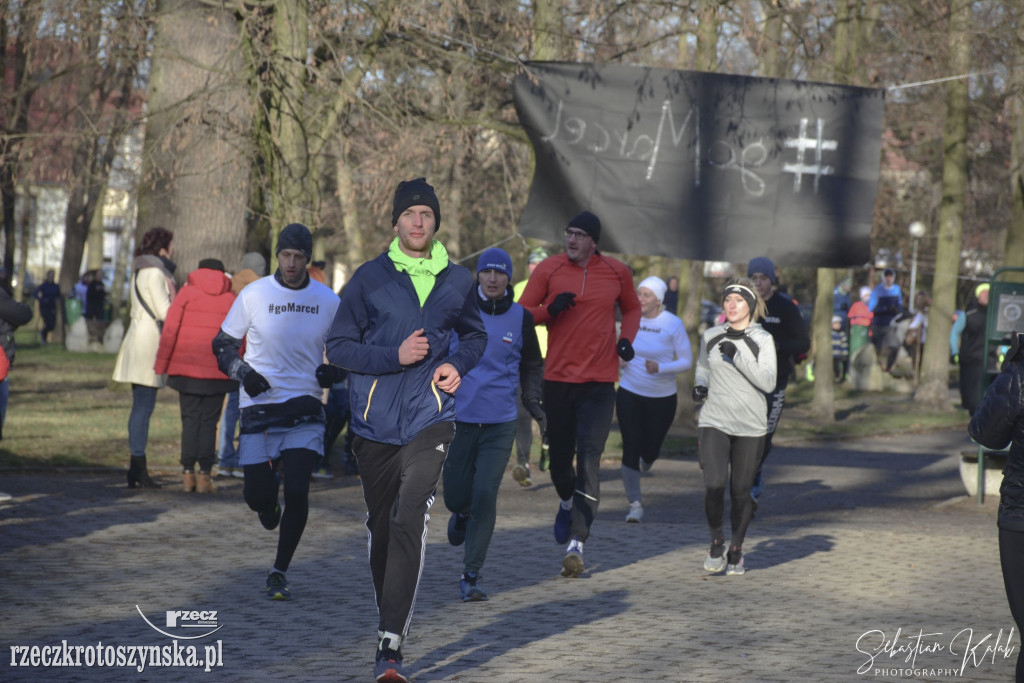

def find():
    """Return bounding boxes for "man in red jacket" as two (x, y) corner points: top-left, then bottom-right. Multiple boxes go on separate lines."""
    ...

(519, 211), (641, 577)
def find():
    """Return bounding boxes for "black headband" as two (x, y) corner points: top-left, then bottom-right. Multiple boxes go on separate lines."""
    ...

(724, 284), (757, 312)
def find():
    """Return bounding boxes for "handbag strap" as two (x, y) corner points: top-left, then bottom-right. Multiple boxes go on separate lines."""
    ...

(134, 270), (159, 322)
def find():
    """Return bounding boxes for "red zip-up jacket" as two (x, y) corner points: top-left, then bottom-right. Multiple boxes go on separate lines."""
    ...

(519, 252), (640, 383)
(155, 267), (235, 379)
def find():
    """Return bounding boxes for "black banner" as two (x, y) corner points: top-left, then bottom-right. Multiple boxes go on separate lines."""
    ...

(513, 62), (885, 267)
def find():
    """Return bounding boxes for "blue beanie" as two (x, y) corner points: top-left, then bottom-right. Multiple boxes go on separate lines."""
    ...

(477, 248), (513, 278)
(747, 256), (776, 283)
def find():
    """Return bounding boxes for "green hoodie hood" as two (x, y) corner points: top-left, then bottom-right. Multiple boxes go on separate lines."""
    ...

(389, 237), (450, 306)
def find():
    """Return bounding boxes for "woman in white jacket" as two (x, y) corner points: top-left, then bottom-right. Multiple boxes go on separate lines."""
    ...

(692, 279), (776, 576)
(113, 227), (176, 488)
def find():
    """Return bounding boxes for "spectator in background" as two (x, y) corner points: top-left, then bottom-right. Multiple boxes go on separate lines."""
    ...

(832, 278), (852, 330)
(511, 245), (550, 485)
(869, 268), (903, 372)
(662, 276), (680, 316)
(216, 252), (267, 478)
(84, 270), (107, 344)
(847, 286), (873, 357)
(74, 272), (90, 310)
(113, 227), (177, 490)
(904, 291), (930, 369)
(959, 283), (993, 415)
(33, 269), (60, 346)
(831, 315), (849, 382)
(0, 274), (33, 439)
(155, 258), (237, 494)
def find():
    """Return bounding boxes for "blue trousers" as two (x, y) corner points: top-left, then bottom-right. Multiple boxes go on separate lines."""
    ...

(217, 390), (240, 469)
(128, 384), (158, 458)
(443, 421), (516, 575)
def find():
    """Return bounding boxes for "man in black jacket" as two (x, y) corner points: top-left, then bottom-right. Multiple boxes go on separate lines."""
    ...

(747, 257), (809, 503)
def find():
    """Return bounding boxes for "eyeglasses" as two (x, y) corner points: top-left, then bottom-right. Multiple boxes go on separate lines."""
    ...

(564, 229), (590, 241)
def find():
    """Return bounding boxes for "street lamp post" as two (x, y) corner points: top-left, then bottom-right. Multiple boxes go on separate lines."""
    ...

(908, 221), (926, 313)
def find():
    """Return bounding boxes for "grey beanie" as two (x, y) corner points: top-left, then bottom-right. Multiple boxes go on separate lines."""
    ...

(241, 252), (267, 276)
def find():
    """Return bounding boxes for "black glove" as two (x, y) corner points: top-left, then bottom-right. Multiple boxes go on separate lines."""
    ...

(692, 385), (708, 404)
(1004, 333), (1024, 370)
(526, 400), (548, 435)
(718, 341), (737, 361)
(725, 326), (745, 339)
(616, 338), (635, 361)
(547, 292), (576, 318)
(316, 363), (345, 389)
(242, 369), (271, 397)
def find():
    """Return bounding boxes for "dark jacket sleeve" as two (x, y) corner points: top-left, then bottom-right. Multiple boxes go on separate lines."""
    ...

(325, 266), (405, 376)
(446, 281), (486, 379)
(519, 309), (543, 406)
(968, 364), (1022, 451)
(0, 289), (32, 327)
(776, 298), (810, 358)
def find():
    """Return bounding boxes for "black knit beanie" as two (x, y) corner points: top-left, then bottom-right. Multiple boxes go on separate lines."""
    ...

(568, 211), (601, 243)
(392, 178), (441, 231)
(276, 223), (312, 261)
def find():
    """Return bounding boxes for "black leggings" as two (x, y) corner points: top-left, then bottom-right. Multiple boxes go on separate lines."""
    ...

(616, 388), (677, 471)
(698, 427), (764, 547)
(243, 448), (318, 572)
(1000, 527), (1024, 682)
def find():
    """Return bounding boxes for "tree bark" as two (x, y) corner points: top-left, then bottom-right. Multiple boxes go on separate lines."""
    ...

(136, 0), (250, 277)
(914, 0), (970, 409)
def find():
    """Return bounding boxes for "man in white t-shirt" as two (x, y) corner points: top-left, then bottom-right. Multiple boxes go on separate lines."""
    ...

(213, 223), (341, 602)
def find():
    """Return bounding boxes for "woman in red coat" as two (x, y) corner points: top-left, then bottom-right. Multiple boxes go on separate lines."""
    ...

(155, 259), (238, 493)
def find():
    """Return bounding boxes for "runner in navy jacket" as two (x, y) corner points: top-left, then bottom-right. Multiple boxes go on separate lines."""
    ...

(324, 178), (485, 683)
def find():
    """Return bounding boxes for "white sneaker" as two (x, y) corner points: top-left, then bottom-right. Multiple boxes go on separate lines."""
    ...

(625, 501), (643, 523)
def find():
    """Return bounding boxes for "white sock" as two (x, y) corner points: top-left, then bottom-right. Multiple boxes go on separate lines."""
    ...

(559, 499), (572, 511)
(379, 631), (403, 651)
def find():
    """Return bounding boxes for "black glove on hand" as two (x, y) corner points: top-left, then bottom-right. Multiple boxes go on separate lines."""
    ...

(692, 385), (708, 404)
(617, 338), (635, 361)
(242, 369), (271, 397)
(316, 363), (344, 389)
(718, 340), (737, 361)
(725, 326), (745, 339)
(1004, 333), (1024, 370)
(526, 400), (548, 434)
(547, 292), (576, 318)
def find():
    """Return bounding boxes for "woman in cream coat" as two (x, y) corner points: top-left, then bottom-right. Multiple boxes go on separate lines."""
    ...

(113, 227), (176, 488)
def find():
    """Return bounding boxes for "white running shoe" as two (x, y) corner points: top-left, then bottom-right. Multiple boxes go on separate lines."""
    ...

(625, 501), (644, 523)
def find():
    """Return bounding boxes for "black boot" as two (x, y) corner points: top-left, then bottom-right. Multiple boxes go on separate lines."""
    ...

(127, 456), (161, 489)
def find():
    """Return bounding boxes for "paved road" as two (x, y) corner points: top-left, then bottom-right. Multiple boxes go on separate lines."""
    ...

(0, 428), (1015, 682)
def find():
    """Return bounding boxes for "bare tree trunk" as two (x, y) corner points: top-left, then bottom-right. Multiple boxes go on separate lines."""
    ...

(137, 0), (250, 277)
(533, 0), (563, 61)
(914, 0), (970, 409)
(1006, 48), (1024, 270)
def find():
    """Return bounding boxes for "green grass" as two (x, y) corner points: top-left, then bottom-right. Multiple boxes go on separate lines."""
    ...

(1, 327), (181, 469)
(0, 326), (969, 471)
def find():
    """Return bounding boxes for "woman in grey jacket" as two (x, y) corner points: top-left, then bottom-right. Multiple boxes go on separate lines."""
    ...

(693, 279), (777, 576)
